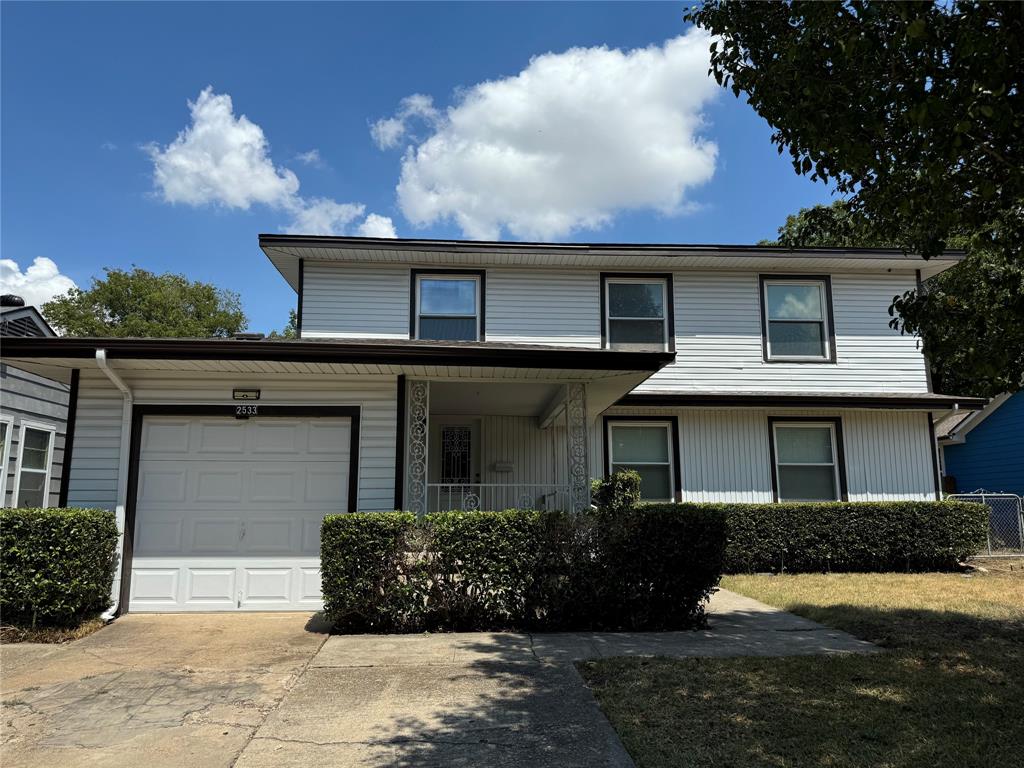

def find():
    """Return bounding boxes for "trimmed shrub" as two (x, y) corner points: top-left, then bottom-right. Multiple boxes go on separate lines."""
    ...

(592, 470), (642, 513)
(321, 507), (727, 633)
(712, 500), (988, 573)
(320, 511), (420, 632)
(1, 508), (119, 627)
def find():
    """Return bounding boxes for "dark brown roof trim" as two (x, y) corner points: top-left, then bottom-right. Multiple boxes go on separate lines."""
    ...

(2, 336), (674, 372)
(617, 392), (986, 410)
(259, 233), (965, 261)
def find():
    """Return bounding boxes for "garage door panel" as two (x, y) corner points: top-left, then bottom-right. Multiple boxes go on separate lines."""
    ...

(196, 470), (244, 501)
(130, 415), (351, 612)
(132, 568), (179, 605)
(190, 518), (243, 552)
(186, 568), (236, 605)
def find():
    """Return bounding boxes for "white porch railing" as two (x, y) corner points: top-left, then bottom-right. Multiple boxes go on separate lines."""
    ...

(427, 484), (570, 512)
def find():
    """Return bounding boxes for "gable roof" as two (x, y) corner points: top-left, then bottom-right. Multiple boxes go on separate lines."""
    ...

(935, 392), (1011, 443)
(0, 305), (56, 338)
(259, 234), (965, 292)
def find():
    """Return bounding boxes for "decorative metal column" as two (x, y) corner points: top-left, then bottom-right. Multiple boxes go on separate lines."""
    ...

(564, 382), (590, 512)
(406, 379), (429, 516)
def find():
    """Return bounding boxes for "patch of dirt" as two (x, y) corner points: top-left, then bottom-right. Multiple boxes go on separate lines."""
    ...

(0, 618), (106, 644)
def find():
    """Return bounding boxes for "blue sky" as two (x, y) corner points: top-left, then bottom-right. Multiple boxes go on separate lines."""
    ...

(1, 2), (835, 334)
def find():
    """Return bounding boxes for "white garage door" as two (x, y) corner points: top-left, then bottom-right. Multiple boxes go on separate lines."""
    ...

(129, 415), (351, 612)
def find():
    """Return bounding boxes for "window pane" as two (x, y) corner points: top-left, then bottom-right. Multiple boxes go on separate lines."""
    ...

(611, 425), (669, 463)
(775, 426), (833, 464)
(21, 428), (50, 471)
(418, 317), (478, 341)
(17, 471), (46, 508)
(609, 319), (665, 347)
(769, 321), (826, 357)
(767, 284), (823, 320)
(609, 282), (664, 318)
(612, 463), (671, 500)
(778, 465), (837, 501)
(419, 279), (476, 316)
(0, 422), (7, 453)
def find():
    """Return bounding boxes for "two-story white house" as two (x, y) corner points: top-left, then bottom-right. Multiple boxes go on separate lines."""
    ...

(3, 235), (984, 614)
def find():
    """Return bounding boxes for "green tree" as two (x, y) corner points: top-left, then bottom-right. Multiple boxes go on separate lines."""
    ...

(687, 1), (1023, 395)
(42, 267), (247, 338)
(268, 309), (298, 339)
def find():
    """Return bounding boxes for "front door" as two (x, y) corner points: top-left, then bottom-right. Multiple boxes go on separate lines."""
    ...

(428, 418), (480, 510)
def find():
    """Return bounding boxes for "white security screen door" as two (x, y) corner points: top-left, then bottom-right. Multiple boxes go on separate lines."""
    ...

(129, 415), (351, 612)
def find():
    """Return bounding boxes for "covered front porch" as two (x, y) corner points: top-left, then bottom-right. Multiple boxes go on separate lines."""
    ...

(402, 377), (628, 514)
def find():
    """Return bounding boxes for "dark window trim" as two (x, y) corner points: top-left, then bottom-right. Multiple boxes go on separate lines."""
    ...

(296, 258), (304, 337)
(57, 368), (79, 507)
(117, 403), (361, 615)
(599, 272), (675, 352)
(759, 274), (837, 364)
(409, 268), (486, 341)
(927, 412), (941, 500)
(602, 414), (682, 502)
(394, 375), (406, 510)
(767, 416), (848, 503)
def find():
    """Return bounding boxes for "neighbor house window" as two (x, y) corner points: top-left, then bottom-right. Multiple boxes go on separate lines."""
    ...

(603, 276), (671, 351)
(771, 421), (843, 502)
(14, 423), (55, 508)
(0, 418), (11, 501)
(761, 277), (834, 361)
(413, 272), (482, 341)
(607, 421), (675, 501)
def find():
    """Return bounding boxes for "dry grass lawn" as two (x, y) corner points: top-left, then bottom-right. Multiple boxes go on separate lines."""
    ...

(581, 568), (1024, 768)
(0, 617), (106, 644)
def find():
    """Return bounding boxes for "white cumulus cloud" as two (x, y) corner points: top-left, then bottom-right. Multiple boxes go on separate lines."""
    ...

(357, 213), (398, 239)
(0, 257), (78, 308)
(148, 87), (396, 238)
(374, 30), (719, 240)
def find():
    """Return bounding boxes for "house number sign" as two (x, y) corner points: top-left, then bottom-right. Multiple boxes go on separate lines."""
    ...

(234, 404), (258, 418)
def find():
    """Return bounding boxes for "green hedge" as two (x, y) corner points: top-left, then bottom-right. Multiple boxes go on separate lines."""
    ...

(1, 508), (119, 627)
(669, 500), (986, 573)
(321, 507), (727, 633)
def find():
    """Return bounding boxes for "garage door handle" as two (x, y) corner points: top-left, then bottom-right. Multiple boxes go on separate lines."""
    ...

(239, 523), (246, 541)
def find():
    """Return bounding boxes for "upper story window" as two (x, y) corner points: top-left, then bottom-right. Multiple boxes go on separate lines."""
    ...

(602, 274), (673, 351)
(14, 422), (55, 508)
(412, 271), (484, 341)
(770, 419), (845, 502)
(760, 276), (835, 362)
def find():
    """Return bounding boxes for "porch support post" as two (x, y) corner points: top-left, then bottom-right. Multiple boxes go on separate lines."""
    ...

(406, 379), (430, 516)
(565, 382), (590, 512)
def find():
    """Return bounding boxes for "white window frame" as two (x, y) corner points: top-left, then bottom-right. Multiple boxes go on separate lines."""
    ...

(762, 278), (831, 361)
(414, 273), (482, 341)
(607, 420), (675, 502)
(0, 416), (13, 502)
(771, 421), (841, 502)
(604, 277), (670, 351)
(12, 420), (56, 509)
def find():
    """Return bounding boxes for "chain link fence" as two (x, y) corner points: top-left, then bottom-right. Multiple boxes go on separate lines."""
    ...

(947, 491), (1024, 557)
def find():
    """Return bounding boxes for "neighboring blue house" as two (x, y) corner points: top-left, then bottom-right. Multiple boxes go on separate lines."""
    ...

(937, 391), (1024, 496)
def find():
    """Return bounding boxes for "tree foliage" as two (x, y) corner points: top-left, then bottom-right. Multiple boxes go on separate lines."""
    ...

(42, 267), (247, 338)
(267, 309), (298, 339)
(689, 1), (1023, 395)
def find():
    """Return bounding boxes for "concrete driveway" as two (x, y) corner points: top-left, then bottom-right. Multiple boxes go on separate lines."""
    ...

(2, 590), (873, 767)
(1, 613), (329, 768)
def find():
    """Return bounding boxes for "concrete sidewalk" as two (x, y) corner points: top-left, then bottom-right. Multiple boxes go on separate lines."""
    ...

(234, 589), (874, 767)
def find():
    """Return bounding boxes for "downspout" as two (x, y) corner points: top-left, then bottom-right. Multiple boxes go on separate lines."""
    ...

(96, 349), (133, 621)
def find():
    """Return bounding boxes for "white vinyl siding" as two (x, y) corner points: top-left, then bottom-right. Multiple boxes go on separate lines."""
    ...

(301, 262), (410, 339)
(299, 263), (928, 393)
(638, 271), (928, 393)
(594, 407), (936, 502)
(64, 369), (399, 514)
